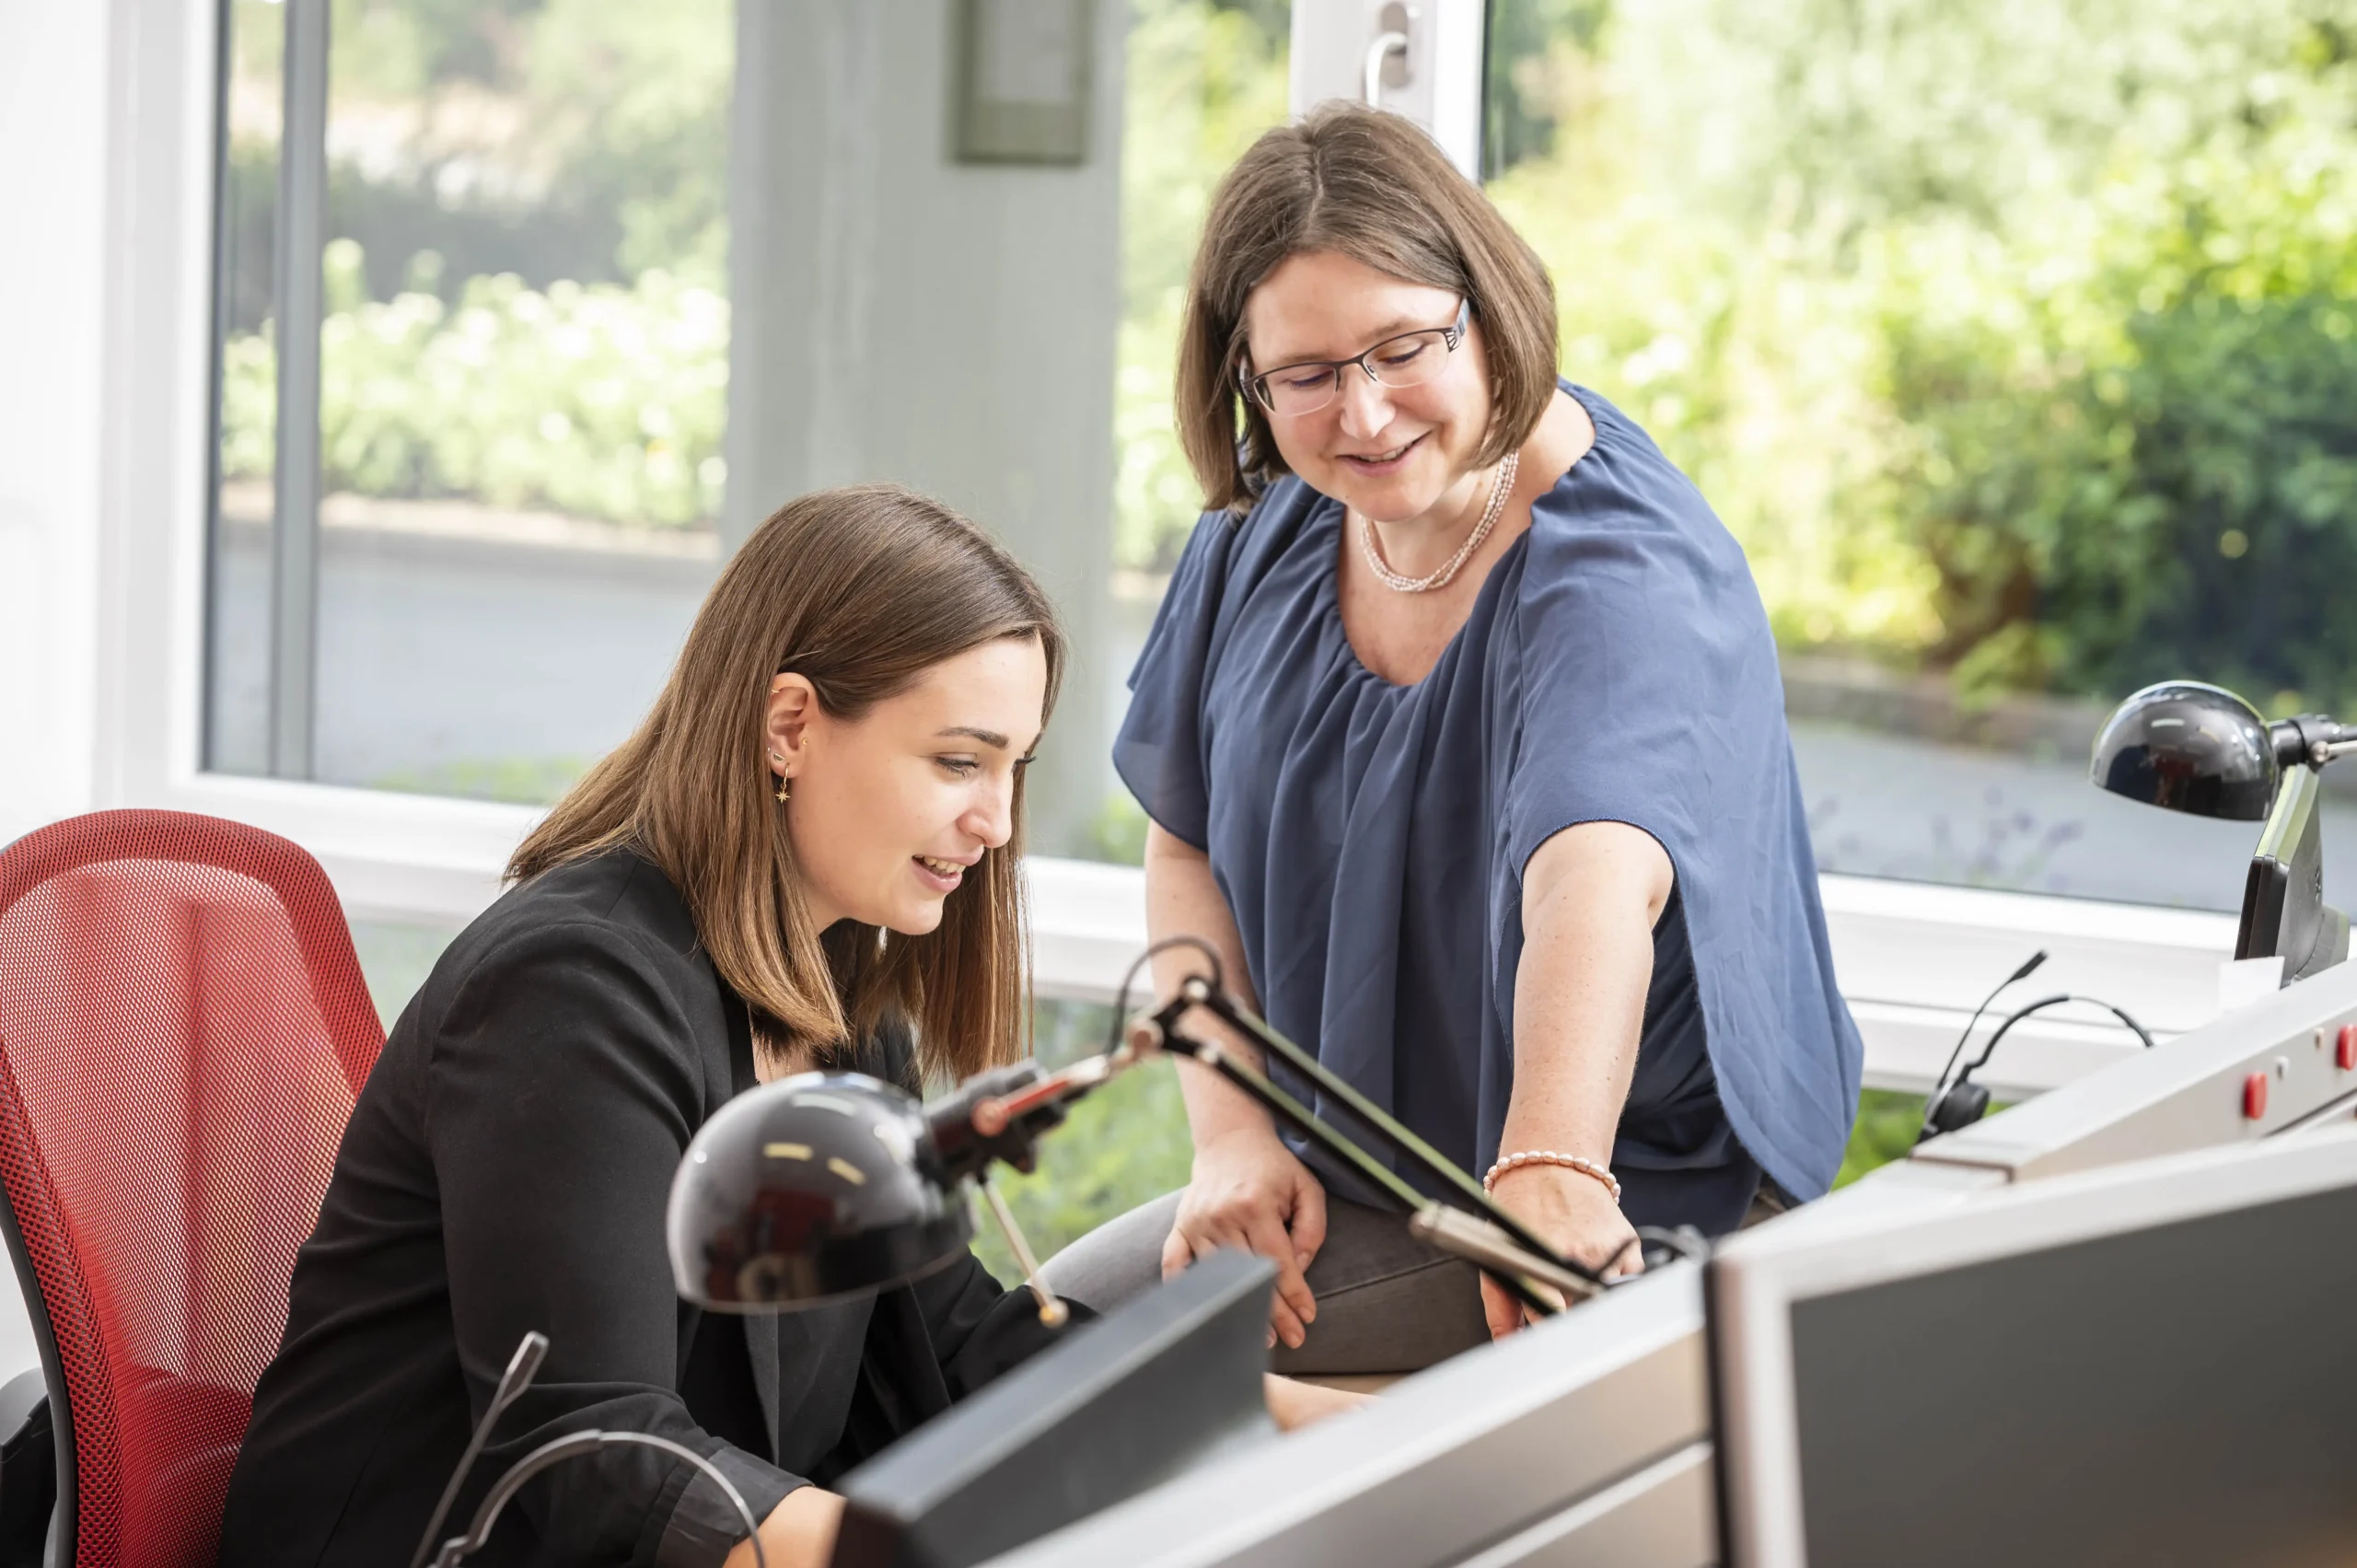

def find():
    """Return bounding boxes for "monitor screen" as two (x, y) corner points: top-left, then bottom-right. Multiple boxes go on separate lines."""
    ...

(1714, 1131), (2357, 1568)
(829, 1247), (1276, 1568)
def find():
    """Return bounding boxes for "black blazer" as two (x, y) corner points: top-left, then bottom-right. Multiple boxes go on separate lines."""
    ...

(217, 849), (1070, 1568)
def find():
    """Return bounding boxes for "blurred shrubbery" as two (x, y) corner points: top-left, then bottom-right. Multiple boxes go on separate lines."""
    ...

(1111, 0), (1293, 572)
(220, 0), (731, 528)
(225, 241), (727, 527)
(1870, 84), (2357, 710)
(227, 0), (2357, 714)
(969, 1004), (1196, 1287)
(1480, 0), (2357, 709)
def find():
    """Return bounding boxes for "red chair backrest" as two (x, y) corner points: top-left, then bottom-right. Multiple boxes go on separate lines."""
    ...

(0, 810), (385, 1568)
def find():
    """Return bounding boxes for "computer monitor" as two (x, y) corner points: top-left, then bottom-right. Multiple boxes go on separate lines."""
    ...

(1710, 1126), (2357, 1568)
(828, 1248), (1276, 1568)
(2238, 762), (2348, 983)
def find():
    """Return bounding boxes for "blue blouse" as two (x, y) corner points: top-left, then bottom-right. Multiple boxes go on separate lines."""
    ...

(1114, 384), (1862, 1206)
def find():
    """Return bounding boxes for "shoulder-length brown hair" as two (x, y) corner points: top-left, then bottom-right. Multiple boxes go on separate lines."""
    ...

(1177, 102), (1561, 514)
(509, 482), (1064, 1085)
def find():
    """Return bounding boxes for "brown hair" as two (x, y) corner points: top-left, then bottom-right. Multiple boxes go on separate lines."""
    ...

(1177, 102), (1561, 514)
(509, 483), (1064, 1084)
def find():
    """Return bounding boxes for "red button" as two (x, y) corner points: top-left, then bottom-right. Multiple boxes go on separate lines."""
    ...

(2244, 1072), (2270, 1121)
(2339, 1026), (2357, 1072)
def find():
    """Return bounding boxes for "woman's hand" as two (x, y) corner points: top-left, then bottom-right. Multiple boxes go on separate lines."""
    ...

(1479, 1163), (1641, 1341)
(1263, 1374), (1368, 1432)
(1161, 1125), (1329, 1350)
(725, 1485), (845, 1568)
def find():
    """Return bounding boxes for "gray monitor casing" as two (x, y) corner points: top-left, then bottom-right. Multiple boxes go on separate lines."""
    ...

(985, 963), (2357, 1568)
(1708, 1126), (2357, 1568)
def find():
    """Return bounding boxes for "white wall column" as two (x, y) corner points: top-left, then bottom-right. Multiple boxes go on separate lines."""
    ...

(726, 0), (1127, 853)
(0, 5), (112, 848)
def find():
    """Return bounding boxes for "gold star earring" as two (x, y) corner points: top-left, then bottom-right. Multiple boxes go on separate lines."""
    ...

(770, 751), (791, 803)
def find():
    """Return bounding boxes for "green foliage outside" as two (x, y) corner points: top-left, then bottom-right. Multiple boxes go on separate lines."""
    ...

(370, 751), (595, 806)
(1836, 1090), (1932, 1190)
(225, 0), (2357, 711)
(232, 245), (726, 526)
(228, 247), (727, 527)
(969, 1005), (1198, 1286)
(971, 1017), (1937, 1289)
(1110, 0), (1294, 572)
(1478, 0), (2357, 712)
(220, 0), (731, 528)
(219, 0), (1285, 547)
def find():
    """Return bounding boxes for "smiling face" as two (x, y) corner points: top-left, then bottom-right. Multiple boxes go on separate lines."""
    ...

(1242, 249), (1493, 524)
(767, 634), (1049, 936)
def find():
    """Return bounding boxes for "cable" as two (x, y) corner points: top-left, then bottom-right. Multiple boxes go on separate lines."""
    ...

(430, 1430), (766, 1568)
(1963, 993), (2155, 1074)
(1918, 991), (2155, 1142)
(411, 1332), (547, 1568)
(1104, 935), (1226, 1056)
(1924, 949), (2049, 1116)
(1596, 1224), (1712, 1281)
(1636, 1225), (1710, 1265)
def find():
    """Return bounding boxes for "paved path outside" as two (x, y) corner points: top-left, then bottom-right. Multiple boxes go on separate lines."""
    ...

(213, 522), (2349, 947)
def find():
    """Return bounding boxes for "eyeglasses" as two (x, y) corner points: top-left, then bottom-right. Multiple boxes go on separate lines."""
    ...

(1238, 302), (1470, 418)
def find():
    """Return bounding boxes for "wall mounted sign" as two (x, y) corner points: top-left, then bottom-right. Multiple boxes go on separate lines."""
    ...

(954, 0), (1093, 165)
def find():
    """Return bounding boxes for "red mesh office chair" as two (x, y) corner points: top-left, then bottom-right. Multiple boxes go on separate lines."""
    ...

(0, 811), (385, 1568)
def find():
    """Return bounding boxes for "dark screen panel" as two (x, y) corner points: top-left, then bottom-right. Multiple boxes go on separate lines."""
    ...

(1789, 1179), (2357, 1568)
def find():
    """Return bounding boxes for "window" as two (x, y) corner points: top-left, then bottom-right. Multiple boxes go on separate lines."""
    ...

(1099, 0), (1293, 861)
(207, 0), (730, 803)
(166, 0), (2273, 1211)
(201, 2), (1295, 1267)
(1480, 0), (2357, 914)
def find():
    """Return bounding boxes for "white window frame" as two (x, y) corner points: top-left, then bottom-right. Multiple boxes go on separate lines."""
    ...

(6, 0), (2241, 1120)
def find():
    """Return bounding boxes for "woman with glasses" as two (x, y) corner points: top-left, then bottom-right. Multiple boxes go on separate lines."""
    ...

(1040, 105), (1863, 1372)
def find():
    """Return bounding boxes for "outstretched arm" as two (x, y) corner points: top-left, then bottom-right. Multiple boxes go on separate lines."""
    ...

(1147, 823), (1330, 1352)
(1482, 820), (1672, 1338)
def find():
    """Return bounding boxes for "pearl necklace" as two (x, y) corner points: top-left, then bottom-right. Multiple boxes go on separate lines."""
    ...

(1355, 451), (1521, 594)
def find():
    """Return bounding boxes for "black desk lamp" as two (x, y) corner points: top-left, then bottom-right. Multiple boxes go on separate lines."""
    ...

(2090, 680), (2356, 983)
(662, 942), (1608, 1324)
(422, 943), (1614, 1567)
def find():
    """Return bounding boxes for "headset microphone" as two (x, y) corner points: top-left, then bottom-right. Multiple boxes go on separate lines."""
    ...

(1918, 951), (2049, 1145)
(1918, 967), (2156, 1144)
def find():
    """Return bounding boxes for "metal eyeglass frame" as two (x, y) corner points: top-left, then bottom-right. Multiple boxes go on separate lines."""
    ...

(1237, 300), (1470, 416)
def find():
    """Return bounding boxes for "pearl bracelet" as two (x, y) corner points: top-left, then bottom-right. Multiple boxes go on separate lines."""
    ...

(1482, 1149), (1622, 1203)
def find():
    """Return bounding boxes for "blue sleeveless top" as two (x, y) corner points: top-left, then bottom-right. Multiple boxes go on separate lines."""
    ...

(1113, 385), (1862, 1205)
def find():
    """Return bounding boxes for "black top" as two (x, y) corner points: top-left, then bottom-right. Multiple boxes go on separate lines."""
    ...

(217, 849), (1070, 1568)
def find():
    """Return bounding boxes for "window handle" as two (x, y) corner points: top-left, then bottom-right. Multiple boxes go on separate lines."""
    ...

(1362, 3), (1415, 107)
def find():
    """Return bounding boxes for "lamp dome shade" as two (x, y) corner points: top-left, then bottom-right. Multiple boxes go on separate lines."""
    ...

(2089, 680), (2278, 821)
(668, 1071), (971, 1310)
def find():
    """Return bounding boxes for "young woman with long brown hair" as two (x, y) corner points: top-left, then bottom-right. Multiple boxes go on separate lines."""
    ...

(217, 484), (1145, 1568)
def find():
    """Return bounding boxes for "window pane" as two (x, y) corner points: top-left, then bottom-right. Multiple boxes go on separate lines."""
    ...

(205, 1), (289, 777)
(203, 2), (1294, 862)
(978, 0), (1290, 1265)
(1098, 0), (1292, 865)
(209, 0), (732, 804)
(350, 916), (458, 1030)
(1483, 0), (2357, 911)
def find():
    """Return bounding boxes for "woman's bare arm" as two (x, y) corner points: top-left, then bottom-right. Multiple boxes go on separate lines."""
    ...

(1481, 820), (1670, 1337)
(1145, 822), (1329, 1349)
